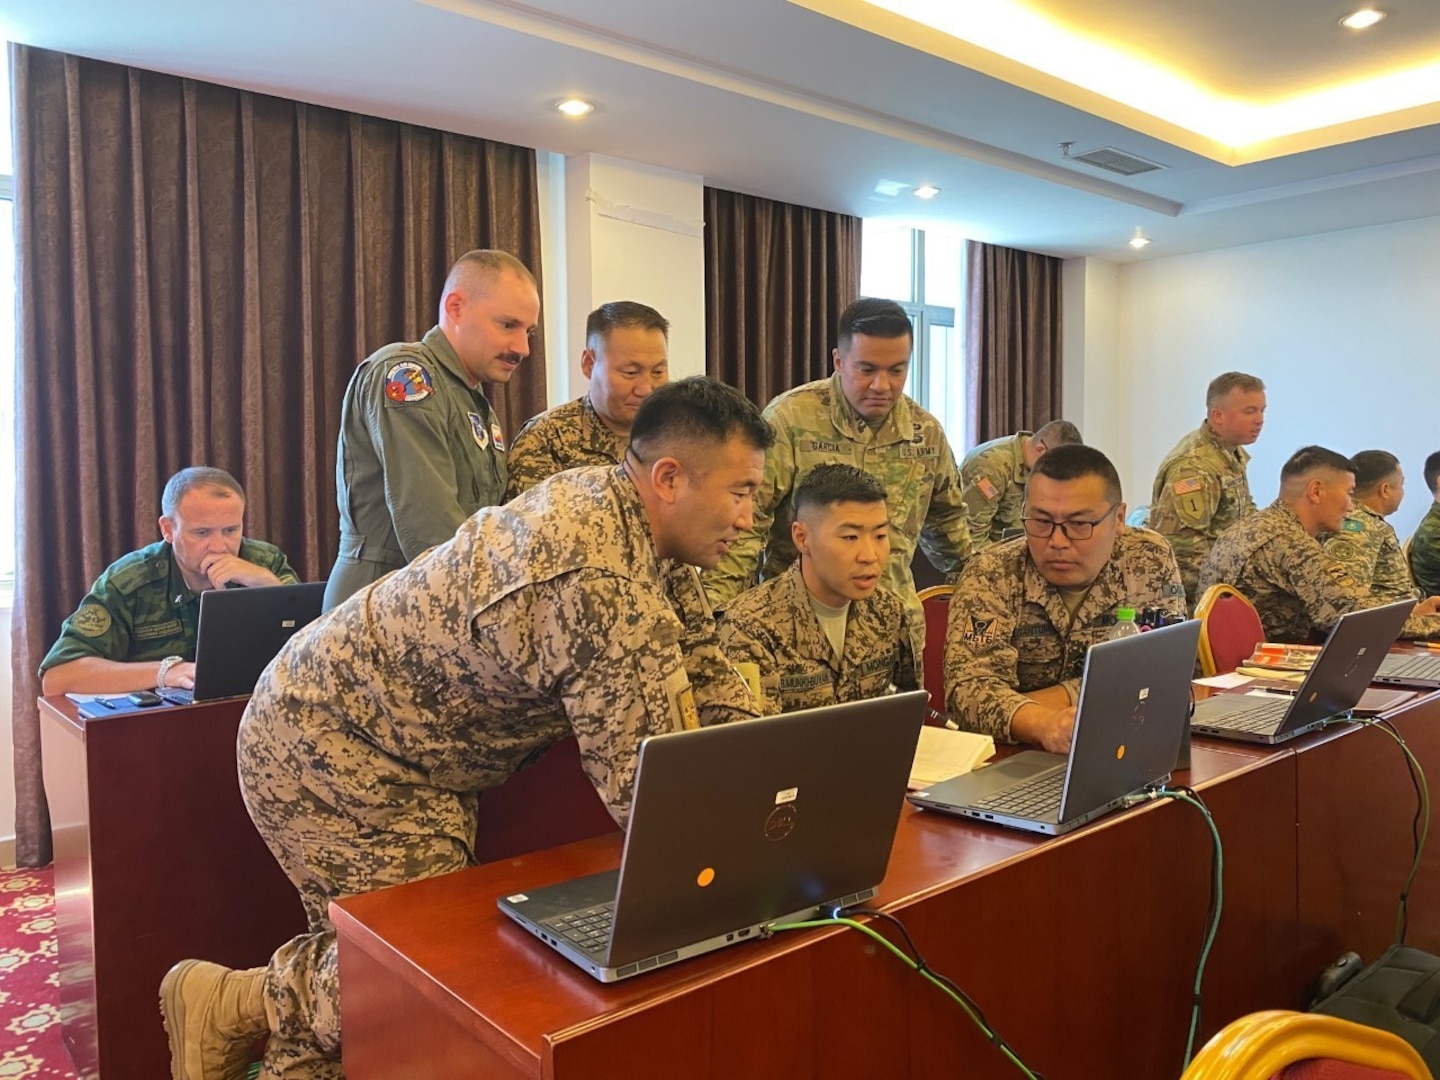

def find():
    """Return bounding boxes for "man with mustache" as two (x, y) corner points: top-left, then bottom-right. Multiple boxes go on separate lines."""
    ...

(719, 464), (919, 715)
(323, 249), (539, 611)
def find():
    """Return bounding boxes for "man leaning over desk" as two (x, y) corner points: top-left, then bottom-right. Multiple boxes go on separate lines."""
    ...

(39, 467), (299, 697)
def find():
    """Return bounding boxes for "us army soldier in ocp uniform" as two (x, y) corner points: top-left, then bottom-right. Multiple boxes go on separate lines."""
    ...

(1148, 371), (1266, 608)
(1320, 450), (1420, 606)
(159, 378), (767, 1080)
(959, 420), (1082, 547)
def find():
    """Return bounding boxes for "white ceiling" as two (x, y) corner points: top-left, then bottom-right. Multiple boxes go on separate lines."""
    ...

(4, 0), (1438, 261)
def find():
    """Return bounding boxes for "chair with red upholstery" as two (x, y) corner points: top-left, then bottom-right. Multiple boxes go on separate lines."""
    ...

(917, 585), (952, 725)
(1182, 1010), (1429, 1080)
(1194, 582), (1266, 677)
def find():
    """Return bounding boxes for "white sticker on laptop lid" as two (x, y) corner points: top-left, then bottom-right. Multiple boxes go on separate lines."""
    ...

(775, 787), (798, 805)
(505, 893), (528, 903)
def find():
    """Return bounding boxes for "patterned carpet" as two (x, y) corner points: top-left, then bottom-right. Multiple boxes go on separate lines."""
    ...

(0, 865), (76, 1078)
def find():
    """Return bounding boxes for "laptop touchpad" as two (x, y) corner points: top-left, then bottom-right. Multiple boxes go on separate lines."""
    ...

(987, 751), (1066, 779)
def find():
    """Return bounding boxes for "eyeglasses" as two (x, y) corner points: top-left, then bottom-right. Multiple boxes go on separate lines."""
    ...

(1021, 503), (1120, 541)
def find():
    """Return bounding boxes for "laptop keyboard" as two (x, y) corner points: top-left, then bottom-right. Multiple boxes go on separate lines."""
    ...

(1198, 697), (1289, 733)
(975, 770), (1066, 816)
(1378, 654), (1440, 681)
(542, 902), (615, 955)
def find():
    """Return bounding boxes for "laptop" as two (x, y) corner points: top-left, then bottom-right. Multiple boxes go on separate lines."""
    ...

(157, 581), (325, 705)
(497, 690), (927, 983)
(906, 620), (1202, 837)
(1372, 650), (1440, 690)
(1191, 600), (1412, 745)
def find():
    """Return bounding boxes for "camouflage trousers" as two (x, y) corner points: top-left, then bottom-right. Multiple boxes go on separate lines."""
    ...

(238, 702), (476, 1079)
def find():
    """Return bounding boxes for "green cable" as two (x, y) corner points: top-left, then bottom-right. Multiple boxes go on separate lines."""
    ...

(768, 916), (1043, 1080)
(1157, 790), (1224, 1070)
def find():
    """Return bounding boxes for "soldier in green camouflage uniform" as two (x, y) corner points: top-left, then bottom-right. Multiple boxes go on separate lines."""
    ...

(323, 251), (539, 612)
(1410, 451), (1440, 597)
(40, 468), (298, 696)
(719, 465), (919, 714)
(1321, 451), (1419, 605)
(946, 446), (1186, 751)
(960, 420), (1082, 547)
(1147, 372), (1266, 608)
(1197, 446), (1440, 643)
(504, 301), (669, 499)
(160, 378), (768, 1080)
(705, 299), (970, 658)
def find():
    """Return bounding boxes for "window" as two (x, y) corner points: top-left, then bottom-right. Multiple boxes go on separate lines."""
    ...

(860, 219), (967, 451)
(0, 46), (15, 590)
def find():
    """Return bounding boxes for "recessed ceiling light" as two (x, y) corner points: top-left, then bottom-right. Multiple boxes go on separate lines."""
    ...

(556, 98), (595, 118)
(1128, 227), (1151, 249)
(1340, 8), (1385, 29)
(913, 184), (941, 199)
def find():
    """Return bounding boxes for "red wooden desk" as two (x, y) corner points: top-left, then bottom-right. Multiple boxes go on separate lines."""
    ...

(40, 695), (307, 1080)
(333, 745), (1297, 1080)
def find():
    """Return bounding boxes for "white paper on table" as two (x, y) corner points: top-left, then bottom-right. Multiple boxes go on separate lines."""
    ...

(1193, 672), (1253, 689)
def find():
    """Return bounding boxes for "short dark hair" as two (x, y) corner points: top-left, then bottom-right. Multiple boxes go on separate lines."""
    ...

(1425, 451), (1440, 496)
(1349, 450), (1401, 495)
(794, 464), (887, 518)
(629, 377), (774, 462)
(445, 248), (536, 291)
(1028, 444), (1122, 504)
(585, 301), (669, 348)
(1206, 372), (1265, 409)
(161, 467), (245, 518)
(837, 297), (912, 352)
(1033, 420), (1082, 449)
(1280, 446), (1354, 487)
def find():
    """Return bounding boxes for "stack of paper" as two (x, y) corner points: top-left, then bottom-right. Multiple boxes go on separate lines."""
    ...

(909, 726), (995, 789)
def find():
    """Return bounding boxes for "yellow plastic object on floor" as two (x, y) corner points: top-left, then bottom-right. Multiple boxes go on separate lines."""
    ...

(1183, 1010), (1432, 1080)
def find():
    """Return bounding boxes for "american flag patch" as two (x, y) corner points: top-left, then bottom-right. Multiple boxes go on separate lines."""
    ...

(1173, 477), (1203, 496)
(977, 477), (999, 500)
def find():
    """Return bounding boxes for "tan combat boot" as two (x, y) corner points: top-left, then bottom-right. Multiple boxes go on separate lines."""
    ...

(159, 959), (267, 1080)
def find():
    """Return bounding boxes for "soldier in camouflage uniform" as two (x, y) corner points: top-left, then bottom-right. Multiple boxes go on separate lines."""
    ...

(720, 465), (919, 715)
(1198, 446), (1440, 643)
(1321, 450), (1420, 605)
(504, 301), (669, 499)
(946, 445), (1187, 752)
(704, 298), (970, 658)
(1410, 451), (1440, 597)
(1148, 372), (1266, 608)
(159, 378), (768, 1080)
(960, 420), (1082, 548)
(323, 250), (539, 612)
(40, 467), (298, 696)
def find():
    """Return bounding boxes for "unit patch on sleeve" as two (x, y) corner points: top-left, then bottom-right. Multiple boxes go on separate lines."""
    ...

(384, 361), (434, 403)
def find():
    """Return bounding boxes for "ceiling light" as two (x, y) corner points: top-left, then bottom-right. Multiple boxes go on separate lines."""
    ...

(913, 184), (941, 199)
(1340, 8), (1385, 29)
(1128, 227), (1151, 249)
(556, 98), (595, 118)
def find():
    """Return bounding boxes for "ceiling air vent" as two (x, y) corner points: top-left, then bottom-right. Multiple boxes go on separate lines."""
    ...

(1060, 144), (1166, 176)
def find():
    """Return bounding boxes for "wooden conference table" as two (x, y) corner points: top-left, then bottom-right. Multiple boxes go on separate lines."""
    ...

(331, 689), (1440, 1080)
(40, 694), (307, 1080)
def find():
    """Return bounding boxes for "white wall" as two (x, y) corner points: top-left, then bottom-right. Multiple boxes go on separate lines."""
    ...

(1061, 257), (1122, 478)
(1092, 214), (1440, 541)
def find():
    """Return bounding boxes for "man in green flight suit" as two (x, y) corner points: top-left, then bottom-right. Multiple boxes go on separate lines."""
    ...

(323, 249), (540, 611)
(40, 467), (299, 696)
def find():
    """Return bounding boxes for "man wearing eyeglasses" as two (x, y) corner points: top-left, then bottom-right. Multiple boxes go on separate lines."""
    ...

(945, 445), (1187, 752)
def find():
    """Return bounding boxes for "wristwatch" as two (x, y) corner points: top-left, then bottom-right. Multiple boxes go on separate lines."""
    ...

(156, 655), (184, 689)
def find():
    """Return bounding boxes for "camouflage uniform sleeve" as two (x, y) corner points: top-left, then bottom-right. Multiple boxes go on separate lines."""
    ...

(663, 563), (762, 724)
(1372, 531), (1422, 604)
(38, 576), (138, 674)
(502, 415), (558, 501)
(1271, 545), (1372, 635)
(703, 410), (794, 608)
(917, 436), (972, 577)
(1413, 520), (1440, 597)
(716, 606), (783, 716)
(894, 603), (921, 693)
(256, 547), (301, 586)
(959, 456), (1008, 546)
(363, 364), (471, 561)
(943, 556), (1026, 742)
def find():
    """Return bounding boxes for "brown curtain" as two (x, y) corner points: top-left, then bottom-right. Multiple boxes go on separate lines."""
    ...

(703, 187), (861, 407)
(963, 240), (1062, 447)
(10, 44), (544, 866)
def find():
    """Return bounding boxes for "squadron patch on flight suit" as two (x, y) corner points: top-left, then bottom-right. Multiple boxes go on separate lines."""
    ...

(468, 413), (490, 449)
(383, 361), (434, 403)
(491, 421), (506, 453)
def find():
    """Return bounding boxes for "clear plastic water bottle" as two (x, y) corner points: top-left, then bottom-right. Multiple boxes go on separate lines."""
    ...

(1109, 606), (1141, 640)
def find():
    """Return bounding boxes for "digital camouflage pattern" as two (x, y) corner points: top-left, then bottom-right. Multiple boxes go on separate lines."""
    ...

(326, 326), (508, 610)
(1411, 502), (1440, 597)
(703, 374), (970, 656)
(504, 394), (627, 500)
(1147, 422), (1256, 608)
(38, 538), (297, 675)
(945, 530), (1186, 742)
(718, 564), (919, 715)
(959, 431), (1031, 547)
(1198, 499), (1440, 643)
(1321, 503), (1420, 605)
(239, 465), (759, 1077)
